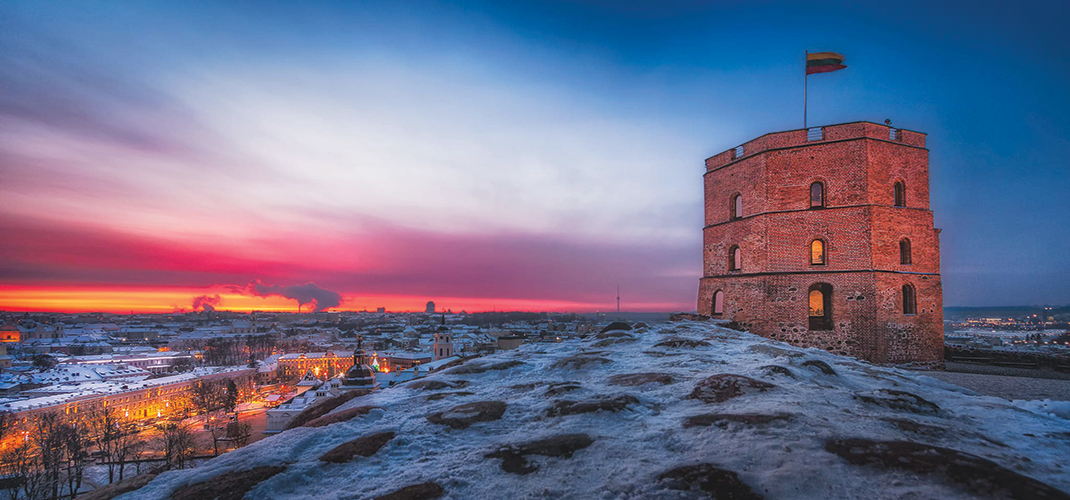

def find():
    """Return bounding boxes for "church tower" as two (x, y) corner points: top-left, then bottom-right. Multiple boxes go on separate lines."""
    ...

(697, 122), (943, 365)
(433, 327), (454, 361)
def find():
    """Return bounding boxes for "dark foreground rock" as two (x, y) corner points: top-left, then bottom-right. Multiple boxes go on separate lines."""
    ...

(78, 473), (158, 500)
(446, 360), (524, 375)
(654, 338), (711, 349)
(801, 359), (837, 376)
(303, 405), (379, 428)
(407, 379), (469, 390)
(607, 372), (674, 386)
(683, 413), (794, 429)
(375, 482), (445, 500)
(285, 390), (371, 430)
(547, 395), (639, 417)
(657, 463), (763, 499)
(759, 365), (796, 378)
(486, 434), (595, 474)
(600, 321), (632, 333)
(854, 389), (940, 414)
(171, 466), (286, 500)
(427, 401), (507, 429)
(825, 438), (1070, 500)
(552, 354), (613, 370)
(545, 381), (582, 396)
(688, 374), (776, 403)
(320, 431), (395, 463)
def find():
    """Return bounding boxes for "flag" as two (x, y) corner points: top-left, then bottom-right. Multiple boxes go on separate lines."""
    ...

(806, 52), (846, 75)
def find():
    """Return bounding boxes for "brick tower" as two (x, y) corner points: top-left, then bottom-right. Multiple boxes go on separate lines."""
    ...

(697, 122), (943, 365)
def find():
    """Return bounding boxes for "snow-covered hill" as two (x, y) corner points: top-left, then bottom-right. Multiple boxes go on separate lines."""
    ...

(119, 321), (1070, 499)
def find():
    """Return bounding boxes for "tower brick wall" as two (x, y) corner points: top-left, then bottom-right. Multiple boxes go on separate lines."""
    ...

(698, 121), (943, 365)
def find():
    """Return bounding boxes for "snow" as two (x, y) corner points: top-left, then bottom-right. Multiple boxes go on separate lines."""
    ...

(121, 321), (1070, 499)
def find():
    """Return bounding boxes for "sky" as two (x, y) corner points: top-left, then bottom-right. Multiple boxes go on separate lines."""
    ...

(1, 0), (1068, 313)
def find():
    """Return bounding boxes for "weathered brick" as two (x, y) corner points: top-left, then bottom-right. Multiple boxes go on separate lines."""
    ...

(698, 121), (943, 365)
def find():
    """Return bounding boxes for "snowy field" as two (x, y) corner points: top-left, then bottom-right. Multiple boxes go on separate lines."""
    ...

(118, 321), (1070, 499)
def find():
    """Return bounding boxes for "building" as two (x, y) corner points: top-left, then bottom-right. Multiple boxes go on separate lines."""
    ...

(432, 328), (454, 360)
(697, 121), (943, 365)
(425, 301), (435, 314)
(276, 351), (354, 380)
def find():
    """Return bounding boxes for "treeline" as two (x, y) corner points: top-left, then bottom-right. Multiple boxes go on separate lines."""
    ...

(0, 377), (255, 500)
(458, 312), (578, 327)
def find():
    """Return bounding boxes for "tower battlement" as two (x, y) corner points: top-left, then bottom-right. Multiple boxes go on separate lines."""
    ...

(705, 121), (926, 171)
(698, 121), (943, 365)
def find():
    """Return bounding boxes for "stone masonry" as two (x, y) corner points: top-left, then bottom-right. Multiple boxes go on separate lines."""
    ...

(697, 121), (944, 365)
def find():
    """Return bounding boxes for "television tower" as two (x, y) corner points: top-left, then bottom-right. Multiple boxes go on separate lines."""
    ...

(616, 285), (620, 314)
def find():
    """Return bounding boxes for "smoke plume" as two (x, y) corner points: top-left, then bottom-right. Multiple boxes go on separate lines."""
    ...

(192, 294), (222, 312)
(231, 280), (342, 312)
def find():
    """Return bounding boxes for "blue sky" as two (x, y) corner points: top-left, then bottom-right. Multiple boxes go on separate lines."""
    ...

(1, 0), (1067, 311)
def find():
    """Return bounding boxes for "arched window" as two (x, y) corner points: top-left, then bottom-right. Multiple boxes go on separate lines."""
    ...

(902, 284), (917, 315)
(808, 283), (833, 330)
(900, 238), (912, 265)
(810, 182), (825, 208)
(712, 290), (724, 315)
(810, 239), (826, 265)
(730, 194), (743, 219)
(729, 245), (741, 271)
(894, 181), (906, 207)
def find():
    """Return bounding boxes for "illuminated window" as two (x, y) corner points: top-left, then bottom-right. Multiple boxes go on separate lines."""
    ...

(729, 246), (741, 271)
(810, 182), (825, 208)
(902, 284), (917, 314)
(712, 290), (724, 315)
(730, 194), (743, 219)
(810, 239), (826, 265)
(808, 283), (833, 330)
(894, 181), (906, 207)
(900, 238), (912, 265)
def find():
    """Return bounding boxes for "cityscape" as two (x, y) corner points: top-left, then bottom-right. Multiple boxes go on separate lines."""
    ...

(2, 1), (1069, 499)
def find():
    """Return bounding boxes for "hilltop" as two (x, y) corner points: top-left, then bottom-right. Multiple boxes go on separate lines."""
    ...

(111, 321), (1069, 499)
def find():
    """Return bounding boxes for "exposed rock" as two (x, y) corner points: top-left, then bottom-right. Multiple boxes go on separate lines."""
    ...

(759, 365), (796, 378)
(171, 466), (286, 500)
(801, 359), (837, 376)
(407, 379), (469, 390)
(593, 336), (637, 348)
(825, 438), (1070, 500)
(320, 431), (396, 463)
(427, 401), (507, 429)
(607, 372), (674, 387)
(446, 360), (525, 375)
(545, 382), (581, 396)
(657, 463), (763, 499)
(78, 473), (158, 500)
(595, 330), (635, 339)
(426, 391), (475, 401)
(855, 389), (940, 414)
(485, 434), (595, 474)
(643, 351), (685, 358)
(654, 338), (711, 349)
(375, 482), (445, 500)
(688, 374), (776, 403)
(547, 395), (639, 417)
(552, 354), (613, 370)
(882, 417), (948, 436)
(285, 390), (370, 430)
(683, 412), (794, 429)
(302, 405), (379, 428)
(689, 374), (774, 404)
(600, 321), (632, 333)
(633, 322), (649, 329)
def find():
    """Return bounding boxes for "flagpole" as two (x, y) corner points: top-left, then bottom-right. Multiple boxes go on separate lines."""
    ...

(803, 50), (808, 129)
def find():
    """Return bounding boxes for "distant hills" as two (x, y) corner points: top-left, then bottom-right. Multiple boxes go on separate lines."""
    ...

(944, 305), (1070, 319)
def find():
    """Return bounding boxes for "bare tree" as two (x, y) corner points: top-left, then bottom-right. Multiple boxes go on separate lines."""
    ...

(87, 407), (121, 484)
(162, 424), (195, 471)
(61, 421), (90, 499)
(33, 413), (65, 500)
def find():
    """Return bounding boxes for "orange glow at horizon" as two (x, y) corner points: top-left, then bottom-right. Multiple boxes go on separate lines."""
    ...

(0, 286), (681, 314)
